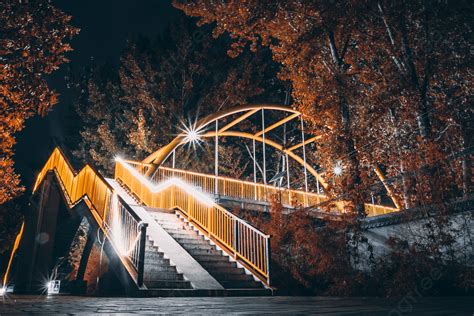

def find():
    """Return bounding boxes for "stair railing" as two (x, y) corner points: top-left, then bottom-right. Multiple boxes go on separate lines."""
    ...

(105, 194), (148, 286)
(33, 148), (148, 287)
(115, 158), (272, 286)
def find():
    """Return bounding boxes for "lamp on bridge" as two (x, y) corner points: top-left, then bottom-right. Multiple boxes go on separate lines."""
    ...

(181, 119), (204, 149)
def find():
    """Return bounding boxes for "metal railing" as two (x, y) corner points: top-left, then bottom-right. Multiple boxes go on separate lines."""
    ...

(106, 194), (148, 286)
(33, 148), (148, 286)
(115, 159), (271, 285)
(2, 222), (24, 289)
(123, 160), (398, 216)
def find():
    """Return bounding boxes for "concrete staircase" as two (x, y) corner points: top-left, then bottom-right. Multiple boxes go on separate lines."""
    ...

(143, 238), (192, 290)
(149, 209), (265, 290)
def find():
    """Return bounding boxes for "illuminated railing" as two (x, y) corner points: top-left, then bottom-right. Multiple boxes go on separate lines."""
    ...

(115, 159), (271, 286)
(365, 203), (398, 217)
(124, 160), (398, 216)
(33, 148), (147, 286)
(2, 222), (24, 289)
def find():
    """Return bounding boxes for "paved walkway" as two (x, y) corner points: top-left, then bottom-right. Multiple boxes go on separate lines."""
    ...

(0, 295), (472, 315)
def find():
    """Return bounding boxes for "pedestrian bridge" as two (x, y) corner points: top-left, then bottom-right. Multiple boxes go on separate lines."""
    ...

(4, 104), (400, 296)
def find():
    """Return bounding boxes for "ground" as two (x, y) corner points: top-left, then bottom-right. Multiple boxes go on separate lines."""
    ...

(0, 295), (472, 315)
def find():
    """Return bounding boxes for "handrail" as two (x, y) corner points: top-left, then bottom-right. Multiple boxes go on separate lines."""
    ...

(2, 222), (24, 289)
(115, 158), (272, 286)
(123, 160), (398, 216)
(32, 148), (148, 287)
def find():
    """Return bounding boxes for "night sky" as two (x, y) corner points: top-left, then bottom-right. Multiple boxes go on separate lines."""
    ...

(14, 0), (180, 189)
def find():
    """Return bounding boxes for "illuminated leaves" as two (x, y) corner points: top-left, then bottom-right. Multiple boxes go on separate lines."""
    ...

(175, 0), (472, 212)
(0, 0), (78, 203)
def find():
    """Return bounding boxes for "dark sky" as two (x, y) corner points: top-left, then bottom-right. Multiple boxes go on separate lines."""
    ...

(15, 0), (181, 189)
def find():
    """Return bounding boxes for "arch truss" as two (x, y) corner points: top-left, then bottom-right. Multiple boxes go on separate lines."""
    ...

(143, 104), (400, 210)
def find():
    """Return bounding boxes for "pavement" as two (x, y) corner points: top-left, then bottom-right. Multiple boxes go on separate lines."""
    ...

(0, 295), (472, 315)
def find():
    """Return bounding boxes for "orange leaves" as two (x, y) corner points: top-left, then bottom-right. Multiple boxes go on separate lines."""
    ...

(0, 0), (77, 204)
(175, 0), (472, 211)
(0, 157), (24, 205)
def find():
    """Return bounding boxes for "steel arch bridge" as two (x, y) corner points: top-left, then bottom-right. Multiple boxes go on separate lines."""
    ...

(142, 103), (400, 212)
(4, 104), (400, 296)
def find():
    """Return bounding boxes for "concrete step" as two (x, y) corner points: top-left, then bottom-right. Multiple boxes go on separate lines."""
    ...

(149, 208), (266, 291)
(180, 243), (216, 251)
(145, 252), (166, 261)
(155, 223), (189, 231)
(212, 272), (254, 281)
(152, 214), (179, 221)
(160, 226), (195, 234)
(198, 260), (238, 268)
(173, 237), (210, 246)
(193, 254), (230, 262)
(219, 280), (262, 289)
(206, 266), (245, 275)
(144, 271), (184, 281)
(145, 280), (192, 289)
(145, 207), (174, 214)
(185, 248), (222, 256)
(145, 245), (161, 252)
(144, 264), (177, 274)
(167, 232), (200, 239)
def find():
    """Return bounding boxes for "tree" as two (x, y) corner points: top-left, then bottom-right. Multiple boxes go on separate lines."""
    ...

(174, 0), (472, 213)
(0, 0), (78, 203)
(70, 18), (285, 175)
(357, 0), (473, 208)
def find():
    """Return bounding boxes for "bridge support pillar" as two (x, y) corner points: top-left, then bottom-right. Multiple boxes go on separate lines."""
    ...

(14, 173), (62, 293)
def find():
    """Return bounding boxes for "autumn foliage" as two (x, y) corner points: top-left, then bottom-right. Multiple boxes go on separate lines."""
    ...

(174, 0), (473, 214)
(0, 0), (78, 203)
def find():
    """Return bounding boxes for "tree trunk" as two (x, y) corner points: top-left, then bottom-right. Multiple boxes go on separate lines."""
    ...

(461, 128), (473, 198)
(400, 161), (411, 209)
(389, 108), (411, 209)
(339, 96), (365, 217)
(328, 30), (365, 217)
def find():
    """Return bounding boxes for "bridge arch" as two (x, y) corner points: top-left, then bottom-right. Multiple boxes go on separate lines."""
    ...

(143, 104), (327, 188)
(143, 104), (400, 209)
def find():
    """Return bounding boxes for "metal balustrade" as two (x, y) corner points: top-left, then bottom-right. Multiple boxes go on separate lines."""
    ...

(32, 148), (148, 287)
(115, 159), (271, 285)
(122, 160), (398, 216)
(2, 222), (24, 289)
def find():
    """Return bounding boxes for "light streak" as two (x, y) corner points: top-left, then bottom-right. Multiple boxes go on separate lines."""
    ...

(115, 158), (215, 207)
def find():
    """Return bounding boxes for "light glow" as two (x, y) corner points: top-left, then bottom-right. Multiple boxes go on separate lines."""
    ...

(47, 280), (60, 295)
(116, 158), (215, 207)
(180, 118), (205, 150)
(333, 161), (344, 177)
(0, 287), (5, 296)
(109, 192), (127, 256)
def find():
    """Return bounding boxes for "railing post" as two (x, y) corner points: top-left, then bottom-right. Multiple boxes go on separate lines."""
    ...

(137, 222), (148, 287)
(233, 219), (238, 258)
(266, 236), (271, 287)
(208, 207), (212, 236)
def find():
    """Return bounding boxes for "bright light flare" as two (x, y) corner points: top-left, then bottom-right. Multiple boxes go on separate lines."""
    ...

(47, 280), (60, 295)
(0, 287), (5, 296)
(180, 118), (205, 150)
(333, 161), (344, 177)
